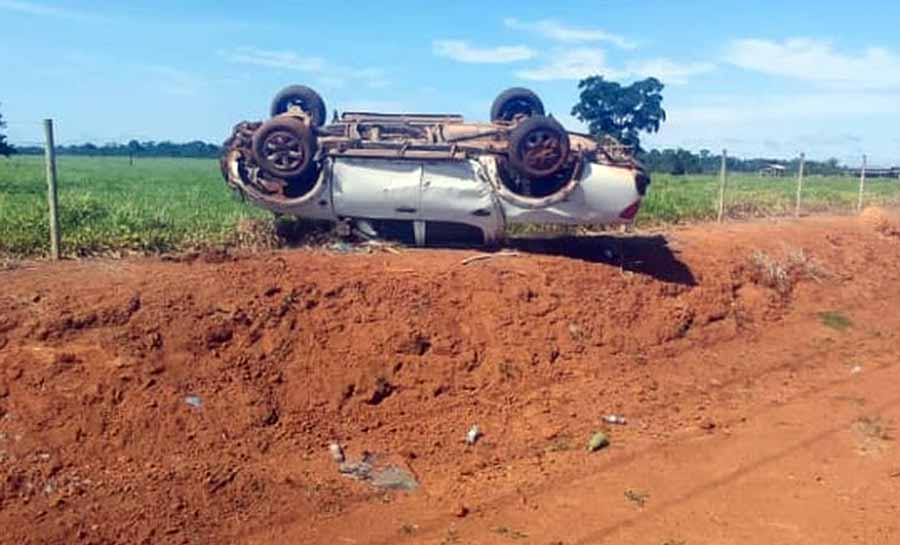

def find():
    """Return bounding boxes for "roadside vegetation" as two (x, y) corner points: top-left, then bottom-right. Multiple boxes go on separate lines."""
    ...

(1, 155), (899, 258)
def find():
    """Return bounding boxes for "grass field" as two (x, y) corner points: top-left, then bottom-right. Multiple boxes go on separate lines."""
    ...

(0, 155), (267, 257)
(1, 155), (899, 257)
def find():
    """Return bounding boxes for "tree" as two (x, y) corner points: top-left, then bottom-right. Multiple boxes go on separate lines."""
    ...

(571, 76), (666, 151)
(0, 105), (15, 157)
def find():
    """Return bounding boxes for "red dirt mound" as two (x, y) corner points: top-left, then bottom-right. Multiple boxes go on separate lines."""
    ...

(1, 214), (899, 545)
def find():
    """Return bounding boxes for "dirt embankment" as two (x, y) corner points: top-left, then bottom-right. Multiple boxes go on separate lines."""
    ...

(1, 212), (899, 545)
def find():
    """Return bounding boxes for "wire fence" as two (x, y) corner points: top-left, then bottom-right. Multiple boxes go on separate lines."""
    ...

(3, 122), (900, 258)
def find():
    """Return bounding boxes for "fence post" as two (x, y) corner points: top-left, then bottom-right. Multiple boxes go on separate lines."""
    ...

(43, 119), (61, 260)
(795, 152), (805, 218)
(857, 154), (867, 212)
(717, 149), (728, 223)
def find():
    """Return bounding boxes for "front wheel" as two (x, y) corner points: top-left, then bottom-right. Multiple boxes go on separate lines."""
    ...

(508, 115), (570, 180)
(251, 117), (317, 180)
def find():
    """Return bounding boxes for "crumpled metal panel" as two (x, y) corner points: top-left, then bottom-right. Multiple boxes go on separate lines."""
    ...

(497, 161), (641, 225)
(420, 160), (503, 242)
(332, 158), (422, 220)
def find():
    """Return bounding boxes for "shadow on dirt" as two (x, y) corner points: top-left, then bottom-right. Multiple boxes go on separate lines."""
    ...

(507, 234), (696, 286)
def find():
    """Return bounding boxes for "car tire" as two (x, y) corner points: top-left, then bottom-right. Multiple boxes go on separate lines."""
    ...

(252, 116), (317, 180)
(270, 85), (327, 127)
(490, 87), (545, 122)
(508, 115), (571, 180)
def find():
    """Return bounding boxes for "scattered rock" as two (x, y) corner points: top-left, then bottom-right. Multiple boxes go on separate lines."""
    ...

(587, 432), (610, 452)
(453, 504), (470, 518)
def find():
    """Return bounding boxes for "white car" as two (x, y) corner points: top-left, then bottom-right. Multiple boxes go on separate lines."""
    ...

(221, 85), (649, 245)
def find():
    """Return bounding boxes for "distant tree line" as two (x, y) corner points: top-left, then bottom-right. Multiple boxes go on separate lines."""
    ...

(638, 148), (845, 176)
(14, 139), (221, 159)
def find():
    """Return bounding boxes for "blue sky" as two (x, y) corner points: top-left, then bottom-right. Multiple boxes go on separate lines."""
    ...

(1, 0), (899, 165)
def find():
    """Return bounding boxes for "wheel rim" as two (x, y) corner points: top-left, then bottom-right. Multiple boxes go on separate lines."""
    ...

(519, 129), (564, 174)
(501, 99), (534, 120)
(263, 129), (306, 171)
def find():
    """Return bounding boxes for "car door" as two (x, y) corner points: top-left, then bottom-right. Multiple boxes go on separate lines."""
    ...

(331, 157), (422, 220)
(419, 159), (502, 238)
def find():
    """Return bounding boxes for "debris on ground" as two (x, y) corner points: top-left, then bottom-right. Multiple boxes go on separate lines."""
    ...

(603, 415), (627, 425)
(624, 489), (649, 507)
(460, 251), (520, 265)
(331, 447), (418, 491)
(453, 504), (470, 518)
(587, 432), (610, 452)
(329, 442), (345, 464)
(466, 425), (482, 445)
(850, 365), (863, 375)
(184, 395), (202, 408)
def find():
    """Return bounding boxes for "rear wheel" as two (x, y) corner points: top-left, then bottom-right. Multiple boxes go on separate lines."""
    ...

(252, 117), (317, 180)
(508, 115), (570, 180)
(490, 87), (545, 122)
(270, 85), (327, 127)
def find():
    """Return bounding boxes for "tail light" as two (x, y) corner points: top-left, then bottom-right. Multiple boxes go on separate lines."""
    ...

(619, 200), (641, 220)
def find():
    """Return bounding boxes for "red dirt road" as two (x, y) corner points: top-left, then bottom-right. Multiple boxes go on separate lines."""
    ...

(1, 212), (899, 545)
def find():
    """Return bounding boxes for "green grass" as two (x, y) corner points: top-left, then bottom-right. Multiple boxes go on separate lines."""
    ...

(818, 310), (852, 331)
(1, 156), (899, 257)
(641, 173), (900, 224)
(0, 155), (267, 257)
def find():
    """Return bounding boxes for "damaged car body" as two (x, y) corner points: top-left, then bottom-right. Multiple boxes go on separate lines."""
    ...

(221, 85), (650, 245)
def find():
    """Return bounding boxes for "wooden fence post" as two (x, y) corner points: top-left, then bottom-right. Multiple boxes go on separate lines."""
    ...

(857, 154), (867, 212)
(43, 119), (61, 260)
(717, 149), (728, 223)
(795, 152), (805, 218)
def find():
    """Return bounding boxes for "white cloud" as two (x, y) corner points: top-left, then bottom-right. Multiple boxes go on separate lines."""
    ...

(219, 47), (388, 88)
(147, 66), (201, 97)
(0, 0), (104, 21)
(516, 48), (622, 81)
(503, 18), (636, 49)
(432, 40), (535, 63)
(221, 46), (325, 72)
(625, 59), (714, 85)
(645, 91), (900, 164)
(515, 48), (711, 84)
(725, 38), (900, 88)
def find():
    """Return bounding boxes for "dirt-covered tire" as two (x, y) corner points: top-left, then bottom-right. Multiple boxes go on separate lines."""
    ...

(270, 85), (327, 127)
(490, 87), (545, 122)
(508, 115), (570, 180)
(252, 117), (317, 180)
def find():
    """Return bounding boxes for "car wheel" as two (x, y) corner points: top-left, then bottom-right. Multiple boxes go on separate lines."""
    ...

(270, 85), (327, 127)
(490, 87), (545, 122)
(252, 116), (317, 180)
(508, 115), (571, 180)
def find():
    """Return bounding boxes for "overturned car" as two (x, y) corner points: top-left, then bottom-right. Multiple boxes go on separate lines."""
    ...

(221, 85), (649, 245)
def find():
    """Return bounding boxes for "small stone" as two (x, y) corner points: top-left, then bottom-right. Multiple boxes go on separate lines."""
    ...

(700, 420), (716, 431)
(453, 504), (470, 518)
(587, 432), (610, 452)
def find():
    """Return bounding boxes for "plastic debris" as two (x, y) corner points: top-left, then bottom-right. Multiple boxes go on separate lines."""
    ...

(465, 425), (482, 445)
(184, 395), (202, 408)
(587, 432), (610, 452)
(603, 415), (627, 425)
(850, 365), (863, 375)
(370, 465), (418, 491)
(329, 442), (345, 464)
(334, 449), (418, 491)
